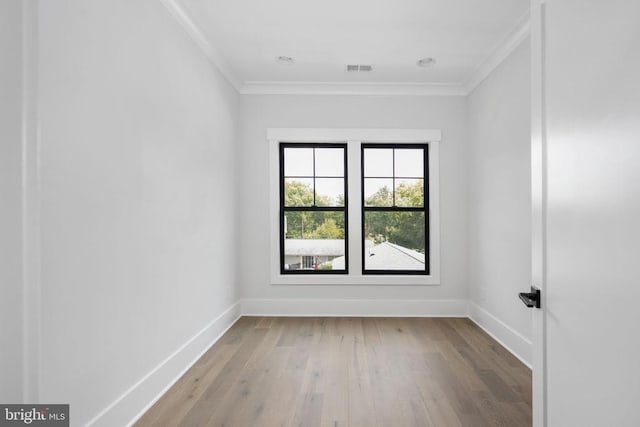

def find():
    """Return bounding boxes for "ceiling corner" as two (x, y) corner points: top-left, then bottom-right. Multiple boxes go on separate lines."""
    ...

(463, 11), (531, 96)
(159, 0), (243, 92)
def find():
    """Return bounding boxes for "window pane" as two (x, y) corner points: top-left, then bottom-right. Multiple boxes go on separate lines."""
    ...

(364, 178), (393, 207)
(363, 211), (425, 271)
(284, 211), (346, 271)
(284, 148), (313, 176)
(284, 178), (314, 207)
(364, 148), (393, 177)
(315, 148), (344, 177)
(315, 178), (345, 206)
(395, 179), (424, 207)
(394, 149), (424, 178)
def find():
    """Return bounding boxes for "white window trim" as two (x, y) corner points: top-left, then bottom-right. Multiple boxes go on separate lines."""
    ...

(268, 128), (441, 286)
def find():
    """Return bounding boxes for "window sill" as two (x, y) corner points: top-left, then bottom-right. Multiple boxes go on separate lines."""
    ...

(270, 274), (441, 286)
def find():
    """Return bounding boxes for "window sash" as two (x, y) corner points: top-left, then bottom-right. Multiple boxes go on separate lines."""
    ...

(361, 143), (429, 275)
(279, 143), (349, 275)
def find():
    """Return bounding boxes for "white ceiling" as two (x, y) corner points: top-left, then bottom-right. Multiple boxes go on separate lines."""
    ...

(172, 0), (530, 94)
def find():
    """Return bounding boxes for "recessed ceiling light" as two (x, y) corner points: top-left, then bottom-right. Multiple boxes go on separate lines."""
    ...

(276, 56), (294, 65)
(416, 57), (436, 68)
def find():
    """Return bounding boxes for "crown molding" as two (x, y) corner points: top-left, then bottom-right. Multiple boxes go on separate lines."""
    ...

(240, 81), (467, 96)
(161, 0), (529, 97)
(159, 0), (242, 91)
(463, 11), (531, 95)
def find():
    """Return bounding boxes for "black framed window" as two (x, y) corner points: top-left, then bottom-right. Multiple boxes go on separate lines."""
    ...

(280, 143), (348, 274)
(361, 144), (429, 275)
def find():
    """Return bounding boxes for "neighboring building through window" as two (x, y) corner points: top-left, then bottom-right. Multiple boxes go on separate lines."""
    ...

(361, 144), (428, 274)
(280, 143), (348, 274)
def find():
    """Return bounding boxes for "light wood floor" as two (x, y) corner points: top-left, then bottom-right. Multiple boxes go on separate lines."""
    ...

(136, 317), (531, 426)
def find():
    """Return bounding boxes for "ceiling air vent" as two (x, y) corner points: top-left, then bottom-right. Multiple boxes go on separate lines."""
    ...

(346, 64), (374, 72)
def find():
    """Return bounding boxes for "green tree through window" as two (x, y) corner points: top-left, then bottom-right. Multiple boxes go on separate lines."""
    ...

(364, 179), (425, 252)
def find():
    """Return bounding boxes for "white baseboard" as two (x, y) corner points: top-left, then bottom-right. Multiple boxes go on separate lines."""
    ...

(241, 298), (468, 317)
(86, 301), (242, 427)
(467, 301), (532, 368)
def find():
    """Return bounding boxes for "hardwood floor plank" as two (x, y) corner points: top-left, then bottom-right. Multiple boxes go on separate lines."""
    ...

(477, 370), (521, 403)
(472, 390), (530, 426)
(136, 317), (532, 427)
(292, 392), (323, 427)
(134, 343), (240, 427)
(211, 346), (291, 426)
(259, 370), (305, 426)
(255, 316), (275, 329)
(276, 317), (303, 347)
(424, 352), (482, 417)
(347, 372), (375, 426)
(177, 328), (268, 426)
(435, 341), (488, 392)
(287, 347), (310, 371)
(361, 317), (382, 347)
(450, 320), (531, 401)
(413, 372), (463, 427)
(438, 319), (471, 348)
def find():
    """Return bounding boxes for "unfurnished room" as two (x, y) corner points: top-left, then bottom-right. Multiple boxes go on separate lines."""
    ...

(1, 0), (639, 426)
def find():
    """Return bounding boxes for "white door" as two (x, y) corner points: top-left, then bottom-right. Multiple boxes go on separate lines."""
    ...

(529, 1), (546, 425)
(530, 0), (640, 425)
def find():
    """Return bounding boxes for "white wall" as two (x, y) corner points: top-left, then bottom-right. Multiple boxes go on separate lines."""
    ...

(466, 41), (532, 363)
(36, 0), (239, 424)
(0, 0), (24, 403)
(238, 95), (468, 306)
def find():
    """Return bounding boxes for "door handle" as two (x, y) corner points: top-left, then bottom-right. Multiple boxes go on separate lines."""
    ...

(519, 287), (541, 308)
